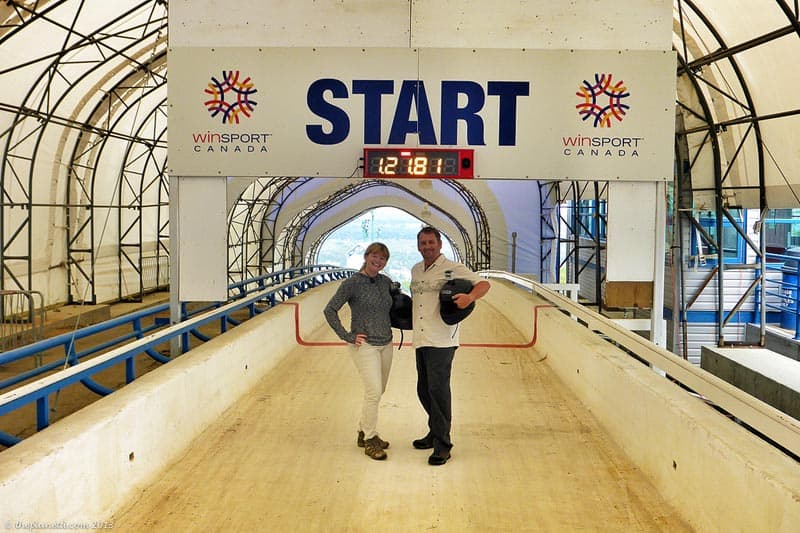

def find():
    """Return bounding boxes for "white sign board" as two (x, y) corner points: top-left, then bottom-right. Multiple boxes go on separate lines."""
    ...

(176, 177), (228, 301)
(606, 181), (658, 281)
(168, 47), (675, 180)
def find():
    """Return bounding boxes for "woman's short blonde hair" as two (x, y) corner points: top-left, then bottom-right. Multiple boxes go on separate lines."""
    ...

(361, 242), (390, 272)
(364, 242), (390, 260)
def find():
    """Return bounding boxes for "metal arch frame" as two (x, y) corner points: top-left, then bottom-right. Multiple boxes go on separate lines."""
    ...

(226, 177), (308, 285)
(297, 179), (489, 270)
(224, 175), (490, 274)
(66, 52), (168, 303)
(538, 182), (558, 284)
(245, 178), (490, 269)
(226, 180), (273, 284)
(442, 179), (491, 271)
(305, 204), (420, 264)
(674, 0), (800, 347)
(538, 180), (607, 307)
(257, 177), (313, 272)
(116, 99), (169, 302)
(0, 1), (69, 41)
(677, 0), (765, 209)
(280, 180), (476, 269)
(297, 179), (488, 269)
(0, 1), (168, 297)
(226, 182), (265, 284)
(0, 2), (164, 50)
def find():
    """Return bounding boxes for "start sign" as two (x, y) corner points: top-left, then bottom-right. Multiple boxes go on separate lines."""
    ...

(168, 47), (676, 181)
(306, 79), (528, 147)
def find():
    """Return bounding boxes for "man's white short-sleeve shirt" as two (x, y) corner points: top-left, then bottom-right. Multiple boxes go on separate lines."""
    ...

(410, 254), (485, 348)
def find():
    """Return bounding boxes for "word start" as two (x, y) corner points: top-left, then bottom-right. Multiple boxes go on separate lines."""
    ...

(305, 79), (530, 146)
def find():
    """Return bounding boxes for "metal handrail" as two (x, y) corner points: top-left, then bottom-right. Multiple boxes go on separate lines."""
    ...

(0, 265), (353, 447)
(0, 265), (346, 384)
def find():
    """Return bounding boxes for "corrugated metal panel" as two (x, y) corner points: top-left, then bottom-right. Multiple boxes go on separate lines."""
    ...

(668, 321), (747, 365)
(673, 269), (782, 312)
(665, 267), (783, 311)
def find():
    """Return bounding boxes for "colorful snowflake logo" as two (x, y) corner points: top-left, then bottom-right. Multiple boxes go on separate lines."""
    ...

(575, 74), (630, 128)
(203, 70), (258, 124)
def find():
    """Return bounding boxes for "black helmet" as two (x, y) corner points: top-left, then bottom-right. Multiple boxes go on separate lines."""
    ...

(439, 278), (475, 325)
(390, 286), (413, 330)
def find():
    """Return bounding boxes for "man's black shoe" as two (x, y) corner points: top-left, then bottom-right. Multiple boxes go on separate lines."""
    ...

(412, 434), (434, 449)
(428, 449), (451, 466)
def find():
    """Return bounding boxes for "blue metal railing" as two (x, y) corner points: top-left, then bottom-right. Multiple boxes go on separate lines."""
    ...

(0, 265), (353, 447)
(763, 252), (800, 339)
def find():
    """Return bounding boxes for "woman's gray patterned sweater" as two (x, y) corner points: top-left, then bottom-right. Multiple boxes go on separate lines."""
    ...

(324, 272), (394, 346)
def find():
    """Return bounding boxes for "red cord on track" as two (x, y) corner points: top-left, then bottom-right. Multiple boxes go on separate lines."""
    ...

(282, 302), (554, 349)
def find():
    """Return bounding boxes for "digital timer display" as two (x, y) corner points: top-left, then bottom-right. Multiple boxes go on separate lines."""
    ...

(363, 148), (474, 179)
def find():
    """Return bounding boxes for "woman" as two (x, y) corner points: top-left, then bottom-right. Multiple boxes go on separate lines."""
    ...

(324, 242), (395, 461)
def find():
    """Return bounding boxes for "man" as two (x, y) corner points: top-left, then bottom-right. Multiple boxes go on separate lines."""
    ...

(409, 226), (491, 465)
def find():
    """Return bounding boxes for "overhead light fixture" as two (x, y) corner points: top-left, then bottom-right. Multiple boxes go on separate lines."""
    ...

(421, 202), (432, 218)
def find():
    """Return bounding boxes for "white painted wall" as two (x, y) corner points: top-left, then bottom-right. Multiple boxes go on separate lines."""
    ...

(168, 0), (672, 50)
(607, 181), (657, 281)
(489, 280), (800, 531)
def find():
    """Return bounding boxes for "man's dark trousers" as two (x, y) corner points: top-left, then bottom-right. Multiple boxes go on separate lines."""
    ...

(415, 346), (457, 452)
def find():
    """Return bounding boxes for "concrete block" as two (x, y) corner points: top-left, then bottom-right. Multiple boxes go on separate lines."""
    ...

(744, 323), (800, 362)
(701, 346), (800, 421)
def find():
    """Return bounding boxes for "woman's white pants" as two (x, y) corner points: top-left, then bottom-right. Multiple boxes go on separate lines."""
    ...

(349, 342), (394, 439)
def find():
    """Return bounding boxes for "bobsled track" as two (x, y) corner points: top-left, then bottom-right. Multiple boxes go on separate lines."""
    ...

(1, 276), (798, 531)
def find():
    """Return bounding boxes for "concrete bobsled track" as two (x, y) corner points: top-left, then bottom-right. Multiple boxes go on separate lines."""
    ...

(1, 280), (798, 531)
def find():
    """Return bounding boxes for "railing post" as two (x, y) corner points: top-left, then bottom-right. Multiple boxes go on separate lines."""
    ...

(125, 356), (136, 384)
(36, 396), (50, 430)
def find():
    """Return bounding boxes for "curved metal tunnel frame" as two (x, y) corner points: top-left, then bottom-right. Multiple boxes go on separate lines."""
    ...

(0, 1), (169, 304)
(538, 180), (608, 307)
(225, 176), (491, 281)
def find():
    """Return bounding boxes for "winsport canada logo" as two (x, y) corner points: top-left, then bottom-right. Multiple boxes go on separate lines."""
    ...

(575, 73), (630, 128)
(203, 70), (258, 125)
